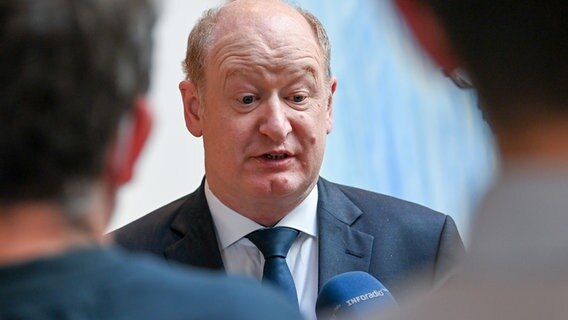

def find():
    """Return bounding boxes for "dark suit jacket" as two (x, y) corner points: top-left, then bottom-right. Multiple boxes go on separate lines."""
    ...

(113, 177), (464, 298)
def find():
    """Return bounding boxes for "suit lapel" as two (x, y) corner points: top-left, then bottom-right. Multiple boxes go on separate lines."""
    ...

(164, 180), (224, 270)
(161, 178), (374, 281)
(317, 178), (374, 290)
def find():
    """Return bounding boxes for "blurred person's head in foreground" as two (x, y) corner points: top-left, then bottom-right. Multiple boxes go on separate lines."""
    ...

(0, 0), (155, 259)
(388, 1), (568, 318)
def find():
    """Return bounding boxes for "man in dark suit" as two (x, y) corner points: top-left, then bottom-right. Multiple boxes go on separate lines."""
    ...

(0, 0), (302, 319)
(114, 1), (464, 318)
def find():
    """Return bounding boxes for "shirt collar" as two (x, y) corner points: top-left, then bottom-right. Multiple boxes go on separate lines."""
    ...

(206, 180), (319, 250)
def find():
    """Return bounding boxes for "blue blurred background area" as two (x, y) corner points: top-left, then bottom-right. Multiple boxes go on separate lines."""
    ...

(297, 0), (497, 241)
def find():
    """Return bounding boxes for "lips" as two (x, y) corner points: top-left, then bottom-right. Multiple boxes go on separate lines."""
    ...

(263, 153), (290, 160)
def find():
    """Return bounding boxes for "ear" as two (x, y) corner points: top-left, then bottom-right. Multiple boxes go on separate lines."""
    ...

(179, 80), (204, 137)
(107, 96), (153, 186)
(326, 77), (337, 134)
(395, 0), (459, 73)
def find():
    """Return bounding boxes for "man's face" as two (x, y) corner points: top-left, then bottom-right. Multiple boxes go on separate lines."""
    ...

(191, 9), (335, 215)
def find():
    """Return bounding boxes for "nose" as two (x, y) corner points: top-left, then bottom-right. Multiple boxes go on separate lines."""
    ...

(258, 95), (292, 143)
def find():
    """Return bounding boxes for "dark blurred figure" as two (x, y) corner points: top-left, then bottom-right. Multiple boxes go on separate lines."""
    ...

(389, 0), (568, 318)
(0, 1), (302, 319)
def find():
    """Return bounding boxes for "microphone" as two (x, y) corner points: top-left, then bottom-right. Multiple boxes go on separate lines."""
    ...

(315, 271), (397, 319)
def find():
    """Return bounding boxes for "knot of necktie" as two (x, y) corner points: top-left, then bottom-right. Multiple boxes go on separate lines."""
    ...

(246, 227), (299, 259)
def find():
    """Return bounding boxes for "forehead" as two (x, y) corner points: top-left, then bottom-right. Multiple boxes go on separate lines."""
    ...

(205, 3), (325, 78)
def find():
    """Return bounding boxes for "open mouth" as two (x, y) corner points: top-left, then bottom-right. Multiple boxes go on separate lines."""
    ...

(263, 153), (290, 160)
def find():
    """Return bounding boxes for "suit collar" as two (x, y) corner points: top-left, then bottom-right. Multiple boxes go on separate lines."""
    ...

(162, 177), (376, 282)
(165, 178), (224, 270)
(316, 178), (374, 290)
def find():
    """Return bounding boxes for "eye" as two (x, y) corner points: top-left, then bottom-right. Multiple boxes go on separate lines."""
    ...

(241, 95), (256, 105)
(291, 94), (307, 103)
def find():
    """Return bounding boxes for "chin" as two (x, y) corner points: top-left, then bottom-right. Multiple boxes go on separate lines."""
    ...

(250, 175), (311, 198)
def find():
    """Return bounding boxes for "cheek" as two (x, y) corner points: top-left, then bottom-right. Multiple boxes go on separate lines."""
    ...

(296, 108), (330, 145)
(208, 117), (257, 155)
(208, 111), (244, 135)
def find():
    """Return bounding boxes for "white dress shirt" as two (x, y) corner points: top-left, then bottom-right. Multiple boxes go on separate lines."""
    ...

(206, 181), (319, 320)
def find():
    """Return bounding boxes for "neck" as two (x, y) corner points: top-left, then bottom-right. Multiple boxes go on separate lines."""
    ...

(209, 183), (315, 227)
(495, 114), (568, 166)
(0, 186), (111, 265)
